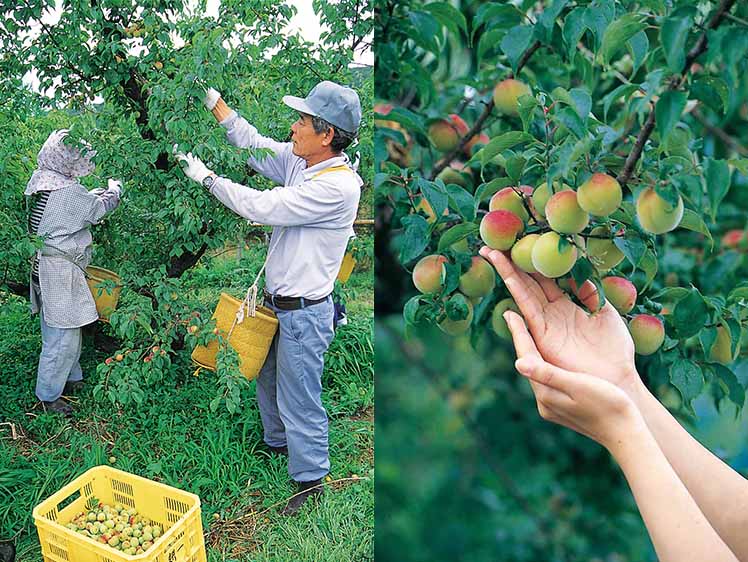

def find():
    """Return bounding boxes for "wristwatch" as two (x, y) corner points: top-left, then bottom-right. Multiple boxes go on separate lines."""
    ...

(202, 174), (217, 189)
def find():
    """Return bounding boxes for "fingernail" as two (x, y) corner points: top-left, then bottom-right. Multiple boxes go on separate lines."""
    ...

(503, 310), (513, 324)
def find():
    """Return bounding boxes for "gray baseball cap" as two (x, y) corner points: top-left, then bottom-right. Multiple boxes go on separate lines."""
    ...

(283, 81), (361, 134)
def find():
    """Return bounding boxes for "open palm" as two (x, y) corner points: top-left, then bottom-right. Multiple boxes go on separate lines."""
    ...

(480, 246), (638, 391)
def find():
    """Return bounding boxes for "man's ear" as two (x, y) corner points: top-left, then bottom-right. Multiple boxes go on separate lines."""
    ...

(321, 127), (334, 148)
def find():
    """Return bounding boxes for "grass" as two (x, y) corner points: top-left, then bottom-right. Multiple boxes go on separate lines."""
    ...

(0, 249), (373, 562)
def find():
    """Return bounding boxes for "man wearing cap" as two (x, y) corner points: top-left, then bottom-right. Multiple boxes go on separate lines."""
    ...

(175, 81), (363, 515)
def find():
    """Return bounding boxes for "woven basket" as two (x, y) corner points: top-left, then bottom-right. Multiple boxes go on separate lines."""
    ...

(191, 292), (278, 380)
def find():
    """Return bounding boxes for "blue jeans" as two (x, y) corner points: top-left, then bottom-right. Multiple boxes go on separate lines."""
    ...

(256, 296), (334, 482)
(33, 284), (83, 402)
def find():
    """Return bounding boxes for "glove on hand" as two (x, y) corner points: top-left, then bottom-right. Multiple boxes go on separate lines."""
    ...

(107, 178), (122, 196)
(203, 88), (221, 111)
(173, 146), (213, 183)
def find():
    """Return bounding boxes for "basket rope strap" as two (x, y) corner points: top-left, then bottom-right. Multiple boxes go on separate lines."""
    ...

(225, 164), (353, 340)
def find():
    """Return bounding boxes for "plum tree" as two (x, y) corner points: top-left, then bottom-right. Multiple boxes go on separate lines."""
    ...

(459, 256), (496, 298)
(428, 114), (470, 152)
(545, 191), (589, 234)
(480, 210), (524, 251)
(412, 255), (448, 294)
(491, 298), (520, 339)
(531, 232), (577, 278)
(629, 315), (665, 355)
(493, 79), (531, 117)
(636, 188), (684, 234)
(510, 233), (540, 273)
(601, 276), (637, 314)
(577, 173), (622, 217)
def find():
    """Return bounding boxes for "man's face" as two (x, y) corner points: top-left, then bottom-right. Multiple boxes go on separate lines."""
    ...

(290, 113), (330, 159)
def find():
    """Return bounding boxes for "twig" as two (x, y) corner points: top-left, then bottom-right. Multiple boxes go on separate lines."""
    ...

(429, 41), (542, 179)
(616, 0), (737, 187)
(691, 108), (748, 157)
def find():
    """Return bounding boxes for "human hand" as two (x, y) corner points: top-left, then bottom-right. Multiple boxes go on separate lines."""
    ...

(173, 146), (213, 183)
(203, 88), (221, 111)
(479, 246), (640, 395)
(505, 308), (645, 452)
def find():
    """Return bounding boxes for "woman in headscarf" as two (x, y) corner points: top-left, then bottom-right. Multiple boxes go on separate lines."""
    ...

(25, 129), (122, 416)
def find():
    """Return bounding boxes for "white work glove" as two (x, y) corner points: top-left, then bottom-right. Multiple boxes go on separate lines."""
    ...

(203, 88), (221, 111)
(173, 146), (213, 183)
(107, 178), (122, 196)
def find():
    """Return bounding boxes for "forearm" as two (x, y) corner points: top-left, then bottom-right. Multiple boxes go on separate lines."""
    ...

(630, 380), (748, 558)
(610, 420), (738, 562)
(211, 98), (232, 122)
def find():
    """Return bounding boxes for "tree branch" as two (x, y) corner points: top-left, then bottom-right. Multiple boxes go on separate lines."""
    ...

(429, 41), (542, 180)
(691, 108), (748, 157)
(617, 0), (737, 187)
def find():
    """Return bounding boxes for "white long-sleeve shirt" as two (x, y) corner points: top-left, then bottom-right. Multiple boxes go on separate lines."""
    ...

(211, 111), (362, 300)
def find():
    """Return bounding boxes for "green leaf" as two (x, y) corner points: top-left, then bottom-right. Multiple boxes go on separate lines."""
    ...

(613, 232), (647, 269)
(562, 7), (587, 60)
(671, 288), (709, 339)
(423, 2), (467, 38)
(601, 14), (646, 65)
(536, 0), (569, 44)
(408, 11), (442, 54)
(505, 154), (527, 183)
(650, 286), (691, 301)
(517, 94), (539, 132)
(655, 91), (687, 144)
(727, 283), (748, 302)
(660, 15), (692, 73)
(627, 30), (649, 75)
(472, 3), (523, 41)
(705, 158), (731, 222)
(639, 249), (658, 290)
(399, 215), (431, 263)
(481, 132), (533, 165)
(728, 159), (748, 175)
(500, 24), (535, 73)
(378, 107), (427, 137)
(569, 88), (592, 121)
(677, 209), (714, 250)
(417, 177), (449, 220)
(669, 359), (704, 410)
(583, 2), (615, 50)
(602, 83), (639, 121)
(474, 177), (514, 205)
(403, 295), (425, 326)
(446, 183), (476, 221)
(478, 28), (508, 62)
(438, 223), (480, 252)
(710, 364), (745, 410)
(691, 76), (729, 115)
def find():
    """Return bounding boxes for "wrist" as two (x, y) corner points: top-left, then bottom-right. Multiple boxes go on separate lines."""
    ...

(211, 98), (232, 122)
(603, 403), (649, 460)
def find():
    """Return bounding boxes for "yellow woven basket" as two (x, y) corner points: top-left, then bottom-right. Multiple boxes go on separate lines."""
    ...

(191, 292), (279, 380)
(85, 266), (122, 323)
(336, 252), (356, 284)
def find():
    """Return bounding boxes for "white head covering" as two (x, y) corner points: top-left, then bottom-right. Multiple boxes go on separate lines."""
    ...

(24, 129), (96, 196)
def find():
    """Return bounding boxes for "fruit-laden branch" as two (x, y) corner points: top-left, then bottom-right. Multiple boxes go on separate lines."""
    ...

(616, 0), (737, 187)
(429, 41), (542, 180)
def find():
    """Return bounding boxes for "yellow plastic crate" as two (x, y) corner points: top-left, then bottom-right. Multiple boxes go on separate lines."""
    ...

(33, 466), (206, 562)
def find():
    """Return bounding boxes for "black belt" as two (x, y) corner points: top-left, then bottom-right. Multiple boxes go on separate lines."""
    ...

(263, 290), (330, 311)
